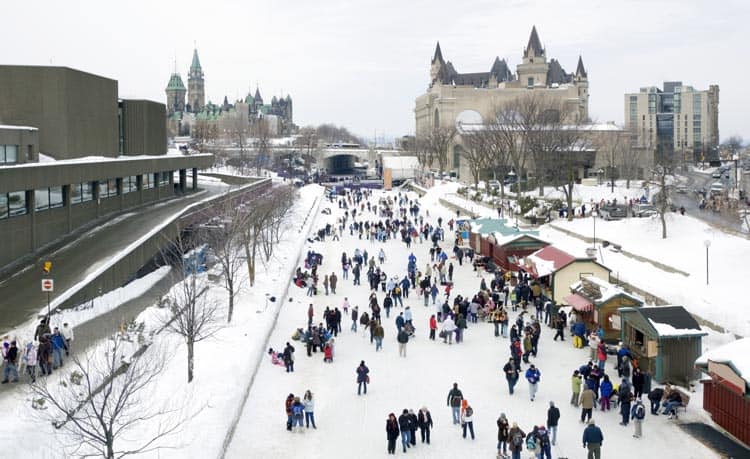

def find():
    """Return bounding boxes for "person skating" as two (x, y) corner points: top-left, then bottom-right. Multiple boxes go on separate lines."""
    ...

(533, 424), (552, 459)
(291, 396), (305, 433)
(303, 390), (317, 429)
(580, 385), (596, 423)
(547, 401), (560, 446)
(386, 413), (400, 455)
(620, 384), (633, 426)
(282, 342), (295, 373)
(503, 357), (520, 395)
(397, 327), (409, 357)
(398, 409), (411, 452)
(507, 422), (526, 459)
(285, 393), (295, 431)
(631, 398), (646, 438)
(356, 361), (369, 395)
(525, 364), (541, 401)
(429, 314), (437, 340)
(408, 409), (418, 446)
(599, 374), (613, 411)
(373, 322), (384, 351)
(582, 418), (604, 459)
(496, 413), (510, 458)
(417, 407), (433, 444)
(461, 403), (475, 440)
(571, 370), (582, 406)
(446, 382), (463, 425)
(441, 315), (456, 345)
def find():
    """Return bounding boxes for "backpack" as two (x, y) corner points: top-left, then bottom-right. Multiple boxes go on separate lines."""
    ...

(465, 406), (473, 417)
(634, 404), (645, 420)
(526, 435), (536, 450)
(512, 432), (523, 447)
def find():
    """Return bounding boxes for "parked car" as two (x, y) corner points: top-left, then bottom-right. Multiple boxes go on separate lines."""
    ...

(711, 171), (722, 179)
(676, 184), (688, 194)
(488, 180), (501, 190)
(599, 204), (628, 220)
(633, 203), (658, 217)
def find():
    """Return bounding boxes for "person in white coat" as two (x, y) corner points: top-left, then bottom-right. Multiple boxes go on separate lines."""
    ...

(442, 316), (456, 345)
(23, 342), (37, 383)
(62, 322), (75, 356)
(303, 390), (317, 429)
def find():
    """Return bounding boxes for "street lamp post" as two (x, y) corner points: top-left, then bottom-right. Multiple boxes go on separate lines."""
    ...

(593, 213), (597, 249)
(704, 239), (711, 285)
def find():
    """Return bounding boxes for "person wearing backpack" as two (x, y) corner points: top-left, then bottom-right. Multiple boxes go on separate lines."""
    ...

(631, 398), (646, 438)
(446, 382), (464, 425)
(461, 403), (475, 440)
(507, 422), (525, 459)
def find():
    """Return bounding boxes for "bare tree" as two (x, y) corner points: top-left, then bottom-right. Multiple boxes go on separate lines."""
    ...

(228, 110), (249, 162)
(650, 152), (677, 239)
(200, 197), (247, 323)
(458, 128), (491, 189)
(162, 232), (222, 383)
(426, 126), (456, 175)
(260, 185), (297, 262)
(721, 135), (744, 157)
(596, 129), (631, 193)
(548, 120), (593, 221)
(620, 128), (646, 189)
(253, 117), (272, 176)
(31, 335), (182, 459)
(295, 127), (318, 174)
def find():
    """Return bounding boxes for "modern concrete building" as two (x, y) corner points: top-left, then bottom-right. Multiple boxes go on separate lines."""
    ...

(0, 65), (213, 272)
(624, 81), (719, 162)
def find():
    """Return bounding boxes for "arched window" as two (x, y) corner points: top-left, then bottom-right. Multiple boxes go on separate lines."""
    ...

(453, 145), (462, 171)
(434, 109), (440, 129)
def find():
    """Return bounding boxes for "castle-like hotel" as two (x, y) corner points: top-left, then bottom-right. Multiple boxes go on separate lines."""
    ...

(165, 48), (294, 136)
(415, 26), (589, 135)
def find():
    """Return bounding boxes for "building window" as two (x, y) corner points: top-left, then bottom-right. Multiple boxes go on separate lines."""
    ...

(99, 179), (118, 198)
(142, 174), (155, 189)
(527, 77), (534, 87)
(35, 186), (64, 212)
(0, 145), (18, 164)
(1, 191), (27, 218)
(158, 171), (171, 187)
(71, 182), (94, 204)
(123, 176), (138, 194)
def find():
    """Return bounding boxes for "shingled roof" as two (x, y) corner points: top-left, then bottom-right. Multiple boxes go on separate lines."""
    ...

(546, 59), (572, 85)
(576, 55), (588, 79)
(525, 25), (544, 57)
(490, 57), (514, 83)
(639, 306), (702, 332)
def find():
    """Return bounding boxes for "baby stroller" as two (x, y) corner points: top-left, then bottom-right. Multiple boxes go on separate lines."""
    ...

(403, 322), (416, 338)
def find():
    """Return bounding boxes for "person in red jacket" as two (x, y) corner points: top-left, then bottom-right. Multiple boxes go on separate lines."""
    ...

(429, 314), (437, 340)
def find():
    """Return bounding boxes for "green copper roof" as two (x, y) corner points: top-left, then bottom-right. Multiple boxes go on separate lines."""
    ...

(190, 48), (202, 70)
(166, 72), (186, 91)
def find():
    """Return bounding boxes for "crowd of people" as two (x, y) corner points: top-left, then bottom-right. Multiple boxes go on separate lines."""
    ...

(271, 186), (685, 458)
(2, 318), (75, 384)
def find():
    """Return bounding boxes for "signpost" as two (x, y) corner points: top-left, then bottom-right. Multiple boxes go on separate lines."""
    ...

(41, 260), (53, 317)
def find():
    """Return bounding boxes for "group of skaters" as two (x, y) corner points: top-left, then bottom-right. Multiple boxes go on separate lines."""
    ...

(277, 187), (688, 458)
(1, 317), (75, 384)
(284, 390), (317, 433)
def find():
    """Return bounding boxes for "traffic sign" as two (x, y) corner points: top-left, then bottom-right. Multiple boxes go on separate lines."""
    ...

(41, 278), (54, 292)
(43, 261), (52, 274)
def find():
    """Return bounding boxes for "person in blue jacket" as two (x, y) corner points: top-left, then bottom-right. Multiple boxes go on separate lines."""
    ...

(525, 364), (541, 402)
(582, 419), (604, 459)
(50, 328), (68, 369)
(599, 375), (613, 411)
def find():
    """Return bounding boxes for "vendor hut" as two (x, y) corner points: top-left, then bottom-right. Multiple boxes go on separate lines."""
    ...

(695, 338), (750, 447)
(520, 246), (610, 303)
(468, 218), (547, 270)
(619, 306), (706, 384)
(564, 276), (643, 341)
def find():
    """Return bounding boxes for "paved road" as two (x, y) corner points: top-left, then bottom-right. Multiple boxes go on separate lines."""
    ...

(673, 169), (744, 233)
(0, 184), (225, 333)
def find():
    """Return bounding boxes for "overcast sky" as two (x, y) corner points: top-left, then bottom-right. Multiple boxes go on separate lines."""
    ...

(5, 0), (749, 141)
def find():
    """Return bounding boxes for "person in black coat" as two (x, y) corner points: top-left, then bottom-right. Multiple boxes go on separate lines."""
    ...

(417, 407), (433, 444)
(632, 367), (645, 399)
(547, 401), (560, 445)
(282, 342), (295, 373)
(647, 387), (664, 415)
(408, 409), (418, 446)
(386, 413), (400, 455)
(398, 409), (411, 452)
